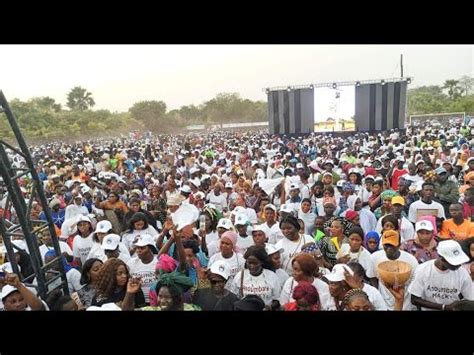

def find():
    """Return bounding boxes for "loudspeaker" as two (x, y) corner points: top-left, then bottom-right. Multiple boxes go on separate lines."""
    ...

(355, 81), (407, 132)
(267, 88), (314, 135)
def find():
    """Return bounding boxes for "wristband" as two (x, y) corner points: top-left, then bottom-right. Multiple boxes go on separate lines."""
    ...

(441, 304), (446, 311)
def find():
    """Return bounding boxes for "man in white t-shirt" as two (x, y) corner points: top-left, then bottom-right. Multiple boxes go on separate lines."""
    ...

(408, 240), (473, 311)
(408, 181), (446, 223)
(126, 234), (158, 305)
(371, 230), (419, 310)
(39, 230), (73, 263)
(258, 204), (284, 245)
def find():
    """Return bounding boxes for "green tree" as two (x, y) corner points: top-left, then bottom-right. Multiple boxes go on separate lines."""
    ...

(66, 86), (95, 111)
(30, 96), (62, 112)
(407, 86), (448, 115)
(458, 76), (474, 96)
(128, 100), (167, 131)
(442, 80), (464, 100)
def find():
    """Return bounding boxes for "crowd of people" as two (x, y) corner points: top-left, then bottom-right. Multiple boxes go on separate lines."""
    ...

(1, 121), (474, 311)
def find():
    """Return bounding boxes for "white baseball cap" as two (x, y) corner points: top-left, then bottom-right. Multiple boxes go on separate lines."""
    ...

(264, 204), (277, 212)
(251, 224), (267, 235)
(189, 167), (200, 175)
(0, 285), (19, 301)
(217, 218), (233, 230)
(279, 204), (294, 214)
(325, 264), (354, 282)
(296, 163), (304, 169)
(437, 240), (470, 266)
(133, 234), (157, 250)
(209, 260), (231, 280)
(95, 220), (112, 234)
(179, 185), (192, 194)
(289, 183), (300, 191)
(225, 182), (233, 189)
(0, 262), (21, 274)
(265, 244), (284, 256)
(234, 213), (250, 226)
(101, 234), (121, 251)
(189, 177), (201, 187)
(415, 220), (434, 232)
(231, 206), (247, 216)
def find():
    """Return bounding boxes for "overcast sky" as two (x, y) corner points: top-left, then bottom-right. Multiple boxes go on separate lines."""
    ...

(0, 45), (472, 112)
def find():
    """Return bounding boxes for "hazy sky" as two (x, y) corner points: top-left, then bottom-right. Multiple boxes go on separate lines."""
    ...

(0, 45), (472, 112)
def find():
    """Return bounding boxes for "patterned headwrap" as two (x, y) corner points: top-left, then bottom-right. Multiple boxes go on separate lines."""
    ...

(342, 182), (355, 192)
(380, 189), (398, 200)
(155, 271), (194, 295)
(323, 216), (354, 237)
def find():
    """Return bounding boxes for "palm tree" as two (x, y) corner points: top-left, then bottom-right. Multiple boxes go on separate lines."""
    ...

(66, 86), (95, 111)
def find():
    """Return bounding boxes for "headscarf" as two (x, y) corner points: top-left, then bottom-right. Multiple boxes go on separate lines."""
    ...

(380, 189), (397, 200)
(342, 182), (355, 192)
(364, 231), (380, 252)
(346, 195), (359, 210)
(220, 231), (240, 253)
(345, 210), (359, 221)
(156, 254), (178, 273)
(155, 271), (194, 295)
(464, 171), (474, 183)
(323, 216), (354, 238)
(44, 249), (72, 272)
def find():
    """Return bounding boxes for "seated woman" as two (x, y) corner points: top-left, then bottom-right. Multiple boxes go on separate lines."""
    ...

(122, 271), (200, 311)
(72, 258), (103, 309)
(283, 281), (321, 311)
(91, 258), (145, 308)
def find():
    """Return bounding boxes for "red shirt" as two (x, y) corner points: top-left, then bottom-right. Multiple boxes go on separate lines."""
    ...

(463, 202), (474, 221)
(391, 168), (408, 190)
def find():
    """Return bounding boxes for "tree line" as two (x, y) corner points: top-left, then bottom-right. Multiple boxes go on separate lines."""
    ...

(407, 76), (474, 116)
(0, 88), (267, 142)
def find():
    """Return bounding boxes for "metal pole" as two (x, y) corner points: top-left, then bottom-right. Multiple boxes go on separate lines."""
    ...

(401, 54), (404, 78)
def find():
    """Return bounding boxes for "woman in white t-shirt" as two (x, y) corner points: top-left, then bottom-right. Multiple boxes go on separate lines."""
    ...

(275, 215), (315, 274)
(208, 231), (245, 288)
(279, 253), (332, 310)
(231, 245), (281, 307)
(121, 212), (159, 253)
(336, 227), (376, 284)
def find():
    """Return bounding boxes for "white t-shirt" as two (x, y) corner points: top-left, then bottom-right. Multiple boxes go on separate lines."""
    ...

(66, 268), (83, 294)
(231, 269), (281, 305)
(298, 210), (316, 235)
(362, 283), (388, 311)
(205, 231), (219, 247)
(258, 222), (284, 245)
(275, 268), (290, 291)
(72, 235), (94, 265)
(275, 234), (315, 274)
(336, 244), (376, 279)
(371, 250), (419, 310)
(206, 192), (227, 212)
(236, 235), (255, 255)
(64, 204), (89, 222)
(279, 277), (332, 310)
(408, 259), (474, 310)
(208, 252), (245, 287)
(408, 200), (446, 223)
(126, 255), (158, 305)
(40, 241), (73, 263)
(207, 240), (220, 259)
